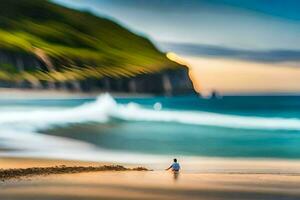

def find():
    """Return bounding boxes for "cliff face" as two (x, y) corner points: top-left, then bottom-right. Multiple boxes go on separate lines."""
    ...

(0, 51), (194, 95)
(0, 50), (46, 88)
(0, 0), (195, 95)
(81, 67), (194, 95)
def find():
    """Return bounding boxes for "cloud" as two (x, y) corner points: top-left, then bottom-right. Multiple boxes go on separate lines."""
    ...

(159, 42), (300, 63)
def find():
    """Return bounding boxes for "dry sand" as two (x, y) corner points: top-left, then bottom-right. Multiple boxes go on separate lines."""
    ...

(1, 157), (300, 200)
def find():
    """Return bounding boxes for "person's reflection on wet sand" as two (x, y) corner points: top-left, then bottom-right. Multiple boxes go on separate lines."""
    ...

(173, 171), (179, 181)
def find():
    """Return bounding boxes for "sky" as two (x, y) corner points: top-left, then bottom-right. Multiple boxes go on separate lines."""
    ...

(52, 0), (300, 94)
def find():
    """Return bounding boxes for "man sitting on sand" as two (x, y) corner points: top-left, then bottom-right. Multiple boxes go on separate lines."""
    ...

(166, 158), (180, 172)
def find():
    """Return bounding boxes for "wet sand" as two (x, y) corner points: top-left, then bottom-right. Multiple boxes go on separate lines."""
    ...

(1, 157), (300, 200)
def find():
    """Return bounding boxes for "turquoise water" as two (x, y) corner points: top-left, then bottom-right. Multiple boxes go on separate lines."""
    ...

(1, 94), (300, 161)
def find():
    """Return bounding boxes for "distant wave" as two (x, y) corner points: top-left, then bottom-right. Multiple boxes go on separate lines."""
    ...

(2, 93), (300, 132)
(113, 99), (300, 131)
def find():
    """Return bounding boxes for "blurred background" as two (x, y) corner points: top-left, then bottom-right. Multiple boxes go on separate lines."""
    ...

(1, 0), (300, 164)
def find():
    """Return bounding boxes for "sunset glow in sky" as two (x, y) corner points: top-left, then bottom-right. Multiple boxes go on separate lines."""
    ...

(187, 57), (300, 94)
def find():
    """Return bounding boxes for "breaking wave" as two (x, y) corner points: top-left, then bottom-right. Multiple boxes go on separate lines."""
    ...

(1, 93), (300, 132)
(1, 93), (300, 162)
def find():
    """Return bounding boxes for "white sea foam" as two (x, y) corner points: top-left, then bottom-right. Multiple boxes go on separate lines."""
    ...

(1, 93), (300, 133)
(1, 93), (300, 162)
(115, 103), (300, 130)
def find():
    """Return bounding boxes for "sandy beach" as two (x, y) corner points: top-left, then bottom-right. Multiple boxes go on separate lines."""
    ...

(1, 157), (300, 200)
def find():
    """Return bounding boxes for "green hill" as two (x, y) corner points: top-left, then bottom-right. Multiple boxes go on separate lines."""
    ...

(0, 0), (182, 85)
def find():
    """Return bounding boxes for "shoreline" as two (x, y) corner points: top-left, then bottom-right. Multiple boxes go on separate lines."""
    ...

(1, 157), (300, 200)
(3, 155), (300, 173)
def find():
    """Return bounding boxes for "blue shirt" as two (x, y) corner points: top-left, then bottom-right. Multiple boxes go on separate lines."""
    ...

(171, 162), (180, 171)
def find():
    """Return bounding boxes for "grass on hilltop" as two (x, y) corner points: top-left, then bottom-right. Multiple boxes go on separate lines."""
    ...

(0, 0), (181, 83)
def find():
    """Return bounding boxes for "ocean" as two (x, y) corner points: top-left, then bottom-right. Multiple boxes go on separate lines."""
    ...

(1, 94), (300, 164)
